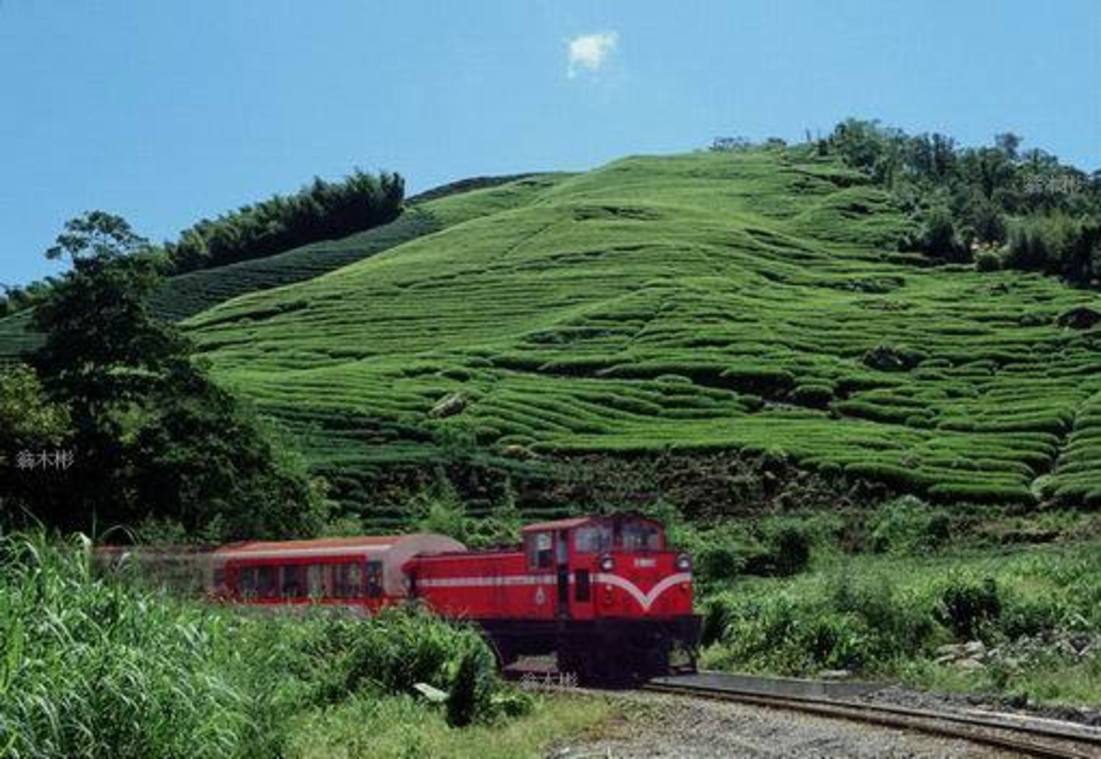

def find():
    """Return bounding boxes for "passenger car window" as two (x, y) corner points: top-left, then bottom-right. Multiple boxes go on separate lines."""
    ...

(281, 565), (306, 598)
(255, 565), (277, 598)
(333, 562), (363, 598)
(365, 561), (383, 598)
(307, 564), (323, 598)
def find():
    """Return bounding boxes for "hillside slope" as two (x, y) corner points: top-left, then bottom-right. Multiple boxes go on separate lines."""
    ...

(176, 147), (1099, 521)
(0, 173), (564, 360)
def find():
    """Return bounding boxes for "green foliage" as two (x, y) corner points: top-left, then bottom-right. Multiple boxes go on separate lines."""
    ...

(163, 170), (404, 273)
(170, 145), (1101, 519)
(446, 647), (494, 728)
(868, 496), (951, 554)
(702, 539), (1101, 690)
(0, 364), (71, 520)
(974, 250), (1002, 272)
(828, 118), (1100, 285)
(0, 533), (519, 757)
(1004, 214), (1101, 285)
(11, 214), (329, 540)
(412, 477), (523, 549)
(937, 576), (1002, 640)
(913, 206), (968, 262)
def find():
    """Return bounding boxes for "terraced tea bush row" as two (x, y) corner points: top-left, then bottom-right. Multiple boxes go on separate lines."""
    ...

(171, 147), (1100, 520)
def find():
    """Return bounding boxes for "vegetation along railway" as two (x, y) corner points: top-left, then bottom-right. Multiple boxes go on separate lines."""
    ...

(100, 511), (1101, 755)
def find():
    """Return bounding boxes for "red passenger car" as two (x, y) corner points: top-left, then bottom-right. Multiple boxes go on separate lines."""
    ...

(207, 514), (700, 682)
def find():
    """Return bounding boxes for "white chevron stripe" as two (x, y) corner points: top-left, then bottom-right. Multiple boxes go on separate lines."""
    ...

(594, 572), (692, 611)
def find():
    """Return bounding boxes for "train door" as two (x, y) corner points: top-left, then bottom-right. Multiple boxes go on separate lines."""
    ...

(525, 530), (556, 619)
(555, 530), (570, 618)
(571, 538), (594, 620)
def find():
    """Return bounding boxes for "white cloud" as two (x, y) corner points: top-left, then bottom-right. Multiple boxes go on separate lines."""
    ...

(567, 31), (618, 78)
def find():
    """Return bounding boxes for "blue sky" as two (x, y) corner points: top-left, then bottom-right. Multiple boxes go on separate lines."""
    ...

(2, 0), (1099, 286)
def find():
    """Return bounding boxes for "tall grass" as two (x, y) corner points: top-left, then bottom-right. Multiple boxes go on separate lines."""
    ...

(0, 532), (518, 758)
(0, 532), (253, 757)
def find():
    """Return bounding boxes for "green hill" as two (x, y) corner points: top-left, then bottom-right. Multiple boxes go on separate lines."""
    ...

(0, 173), (562, 359)
(179, 146), (1101, 523)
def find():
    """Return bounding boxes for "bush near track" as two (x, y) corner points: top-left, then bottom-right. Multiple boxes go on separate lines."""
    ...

(0, 532), (558, 758)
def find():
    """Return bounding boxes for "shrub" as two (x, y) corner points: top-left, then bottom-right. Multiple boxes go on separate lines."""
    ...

(868, 496), (951, 554)
(937, 576), (1002, 640)
(789, 384), (834, 409)
(916, 207), (969, 262)
(1000, 595), (1066, 640)
(446, 647), (494, 727)
(975, 250), (1002, 272)
(863, 344), (926, 372)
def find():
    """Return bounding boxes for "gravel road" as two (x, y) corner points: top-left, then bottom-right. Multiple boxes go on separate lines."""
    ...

(549, 691), (1021, 758)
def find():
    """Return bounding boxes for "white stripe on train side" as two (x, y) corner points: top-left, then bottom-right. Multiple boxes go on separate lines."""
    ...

(416, 575), (556, 588)
(416, 572), (691, 611)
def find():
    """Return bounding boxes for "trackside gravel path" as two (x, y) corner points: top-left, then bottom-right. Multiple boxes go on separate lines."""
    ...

(551, 691), (1020, 758)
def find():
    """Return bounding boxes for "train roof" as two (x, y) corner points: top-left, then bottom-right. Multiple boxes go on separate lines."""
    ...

(521, 516), (595, 532)
(521, 513), (660, 533)
(214, 534), (443, 560)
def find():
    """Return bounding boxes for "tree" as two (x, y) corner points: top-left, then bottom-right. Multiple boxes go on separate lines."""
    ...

(995, 132), (1022, 161)
(28, 211), (329, 538)
(0, 364), (72, 525)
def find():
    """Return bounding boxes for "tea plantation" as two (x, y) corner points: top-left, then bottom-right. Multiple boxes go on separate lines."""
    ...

(0, 173), (563, 359)
(177, 146), (1101, 521)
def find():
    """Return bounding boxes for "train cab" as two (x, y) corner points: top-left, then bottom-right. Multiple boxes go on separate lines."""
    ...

(520, 513), (695, 623)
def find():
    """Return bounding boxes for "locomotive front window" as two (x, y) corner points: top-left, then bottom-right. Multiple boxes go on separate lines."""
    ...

(527, 532), (554, 570)
(574, 525), (612, 553)
(618, 521), (662, 551)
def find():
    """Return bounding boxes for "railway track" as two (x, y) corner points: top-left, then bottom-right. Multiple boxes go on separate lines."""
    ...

(642, 673), (1101, 758)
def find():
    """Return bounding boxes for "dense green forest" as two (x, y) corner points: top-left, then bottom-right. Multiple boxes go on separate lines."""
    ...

(819, 119), (1101, 283)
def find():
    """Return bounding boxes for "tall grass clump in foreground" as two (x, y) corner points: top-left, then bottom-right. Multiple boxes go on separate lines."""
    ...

(0, 532), (254, 758)
(0, 532), (529, 758)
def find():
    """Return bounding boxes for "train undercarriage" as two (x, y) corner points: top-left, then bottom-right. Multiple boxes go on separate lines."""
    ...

(478, 616), (702, 685)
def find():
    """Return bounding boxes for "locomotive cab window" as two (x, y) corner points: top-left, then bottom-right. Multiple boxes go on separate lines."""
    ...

(526, 531), (554, 569)
(574, 524), (612, 553)
(618, 520), (663, 551)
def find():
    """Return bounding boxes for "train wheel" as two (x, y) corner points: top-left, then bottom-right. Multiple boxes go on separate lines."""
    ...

(556, 648), (591, 683)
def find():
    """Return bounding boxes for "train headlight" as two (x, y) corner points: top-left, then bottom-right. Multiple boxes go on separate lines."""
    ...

(599, 554), (615, 572)
(675, 554), (692, 572)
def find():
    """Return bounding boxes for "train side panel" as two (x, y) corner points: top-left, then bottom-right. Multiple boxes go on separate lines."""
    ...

(407, 551), (557, 620)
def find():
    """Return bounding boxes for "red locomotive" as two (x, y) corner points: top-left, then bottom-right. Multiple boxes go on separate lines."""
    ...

(210, 513), (701, 682)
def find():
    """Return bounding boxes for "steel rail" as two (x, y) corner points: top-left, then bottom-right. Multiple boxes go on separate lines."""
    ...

(642, 679), (1101, 759)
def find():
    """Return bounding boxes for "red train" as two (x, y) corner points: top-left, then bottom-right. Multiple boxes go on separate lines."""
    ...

(210, 513), (701, 682)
